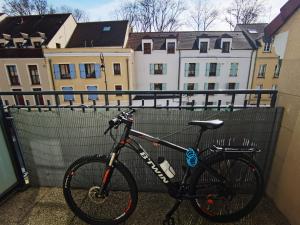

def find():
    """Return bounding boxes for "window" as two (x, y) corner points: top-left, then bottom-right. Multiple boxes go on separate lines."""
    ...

(209, 63), (217, 76)
(6, 65), (20, 85)
(62, 87), (74, 101)
(16, 42), (23, 48)
(59, 64), (71, 79)
(188, 63), (196, 77)
(56, 43), (61, 48)
(144, 43), (151, 54)
(12, 89), (25, 105)
(154, 64), (163, 75)
(103, 26), (111, 31)
(229, 63), (238, 77)
(274, 59), (282, 78)
(200, 42), (208, 53)
(113, 63), (121, 75)
(115, 85), (123, 96)
(167, 42), (175, 54)
(87, 86), (98, 100)
(154, 83), (163, 90)
(28, 65), (40, 85)
(33, 42), (41, 48)
(228, 83), (236, 90)
(248, 29), (258, 34)
(33, 88), (44, 105)
(222, 42), (230, 53)
(186, 83), (195, 96)
(271, 84), (277, 97)
(208, 83), (215, 90)
(258, 64), (267, 78)
(85, 64), (96, 78)
(263, 42), (271, 52)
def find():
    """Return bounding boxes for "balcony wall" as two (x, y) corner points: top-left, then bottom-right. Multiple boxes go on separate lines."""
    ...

(10, 107), (282, 191)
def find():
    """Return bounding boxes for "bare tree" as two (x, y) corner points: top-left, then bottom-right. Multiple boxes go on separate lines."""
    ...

(225, 0), (265, 30)
(32, 0), (48, 14)
(59, 5), (89, 22)
(115, 0), (185, 32)
(190, 0), (219, 31)
(2, 0), (34, 15)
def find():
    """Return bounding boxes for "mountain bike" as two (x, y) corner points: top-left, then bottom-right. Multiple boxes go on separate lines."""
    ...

(63, 109), (264, 225)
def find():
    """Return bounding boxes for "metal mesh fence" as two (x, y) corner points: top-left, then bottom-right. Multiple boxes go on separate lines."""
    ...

(10, 108), (282, 191)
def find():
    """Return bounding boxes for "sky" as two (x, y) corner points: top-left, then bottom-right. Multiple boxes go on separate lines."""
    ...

(0, 0), (288, 31)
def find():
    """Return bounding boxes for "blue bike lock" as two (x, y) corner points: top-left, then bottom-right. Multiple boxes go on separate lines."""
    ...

(186, 148), (198, 167)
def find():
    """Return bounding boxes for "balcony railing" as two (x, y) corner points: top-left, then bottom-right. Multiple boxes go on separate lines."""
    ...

(0, 89), (277, 112)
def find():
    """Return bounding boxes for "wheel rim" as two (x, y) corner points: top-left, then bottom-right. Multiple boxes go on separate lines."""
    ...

(65, 160), (133, 222)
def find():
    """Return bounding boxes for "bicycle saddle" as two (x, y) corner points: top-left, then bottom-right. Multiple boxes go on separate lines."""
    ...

(188, 119), (224, 129)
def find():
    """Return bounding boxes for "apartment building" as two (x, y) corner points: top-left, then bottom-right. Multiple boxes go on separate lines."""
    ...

(264, 0), (300, 224)
(235, 24), (281, 105)
(0, 13), (76, 105)
(127, 31), (255, 106)
(44, 20), (134, 104)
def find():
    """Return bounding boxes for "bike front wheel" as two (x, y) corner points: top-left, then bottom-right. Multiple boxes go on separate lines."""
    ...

(63, 155), (138, 225)
(190, 153), (264, 222)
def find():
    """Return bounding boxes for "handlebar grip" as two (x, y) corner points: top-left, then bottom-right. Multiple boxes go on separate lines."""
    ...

(109, 117), (119, 126)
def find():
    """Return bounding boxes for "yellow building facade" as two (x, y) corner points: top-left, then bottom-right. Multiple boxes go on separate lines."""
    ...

(250, 39), (281, 104)
(43, 48), (134, 105)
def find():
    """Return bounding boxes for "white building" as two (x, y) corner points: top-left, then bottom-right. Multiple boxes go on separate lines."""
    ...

(127, 31), (255, 107)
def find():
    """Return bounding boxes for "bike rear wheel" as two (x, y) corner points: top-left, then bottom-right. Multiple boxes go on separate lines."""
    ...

(63, 155), (138, 225)
(190, 153), (263, 222)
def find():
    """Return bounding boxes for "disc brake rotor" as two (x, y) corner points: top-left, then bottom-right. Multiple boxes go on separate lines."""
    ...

(88, 186), (107, 204)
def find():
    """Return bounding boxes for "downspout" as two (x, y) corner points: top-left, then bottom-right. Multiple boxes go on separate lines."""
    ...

(47, 58), (56, 91)
(126, 58), (130, 90)
(177, 50), (181, 90)
(247, 49), (257, 102)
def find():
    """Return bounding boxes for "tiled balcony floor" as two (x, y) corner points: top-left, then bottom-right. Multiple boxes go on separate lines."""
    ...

(0, 187), (290, 225)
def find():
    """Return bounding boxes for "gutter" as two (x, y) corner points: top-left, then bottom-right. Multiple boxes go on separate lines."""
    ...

(47, 58), (56, 91)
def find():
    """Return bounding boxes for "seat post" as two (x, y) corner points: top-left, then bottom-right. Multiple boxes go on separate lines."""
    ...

(194, 127), (206, 150)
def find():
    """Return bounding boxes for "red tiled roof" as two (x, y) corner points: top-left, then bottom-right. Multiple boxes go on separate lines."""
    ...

(265, 0), (300, 36)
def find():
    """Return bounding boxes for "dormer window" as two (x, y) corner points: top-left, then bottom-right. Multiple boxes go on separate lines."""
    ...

(16, 42), (23, 48)
(222, 41), (230, 53)
(143, 42), (151, 54)
(263, 42), (271, 52)
(200, 42), (208, 53)
(34, 41), (41, 48)
(167, 42), (175, 54)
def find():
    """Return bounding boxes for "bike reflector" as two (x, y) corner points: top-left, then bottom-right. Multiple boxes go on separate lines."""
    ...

(186, 148), (198, 167)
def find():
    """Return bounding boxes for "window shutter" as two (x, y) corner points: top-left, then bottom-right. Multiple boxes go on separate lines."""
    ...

(184, 63), (188, 77)
(150, 64), (154, 75)
(163, 64), (167, 75)
(216, 63), (221, 76)
(235, 83), (239, 89)
(204, 83), (208, 90)
(69, 64), (76, 79)
(53, 64), (60, 79)
(62, 87), (74, 101)
(215, 83), (219, 90)
(183, 83), (187, 90)
(194, 83), (199, 90)
(195, 63), (200, 77)
(87, 86), (98, 100)
(225, 83), (229, 89)
(229, 63), (234, 76)
(79, 64), (86, 79)
(162, 83), (167, 90)
(95, 64), (101, 78)
(235, 63), (239, 76)
(150, 83), (154, 90)
(205, 63), (209, 76)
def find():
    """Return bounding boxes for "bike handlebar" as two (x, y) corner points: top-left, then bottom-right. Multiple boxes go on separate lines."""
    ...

(104, 109), (136, 135)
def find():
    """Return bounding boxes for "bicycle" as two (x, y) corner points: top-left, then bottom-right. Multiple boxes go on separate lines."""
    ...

(63, 109), (264, 225)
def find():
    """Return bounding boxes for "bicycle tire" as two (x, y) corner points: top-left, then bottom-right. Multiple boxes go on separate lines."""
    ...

(190, 153), (264, 223)
(63, 155), (138, 225)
